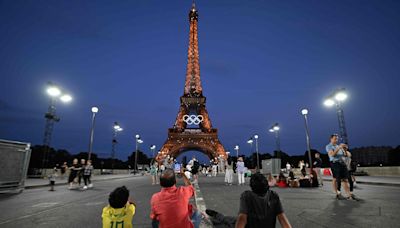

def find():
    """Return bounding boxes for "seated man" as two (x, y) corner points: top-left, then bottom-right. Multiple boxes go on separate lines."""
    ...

(102, 186), (136, 228)
(235, 173), (292, 228)
(150, 168), (201, 228)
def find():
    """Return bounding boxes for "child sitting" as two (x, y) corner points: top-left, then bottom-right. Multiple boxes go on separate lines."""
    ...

(102, 186), (136, 228)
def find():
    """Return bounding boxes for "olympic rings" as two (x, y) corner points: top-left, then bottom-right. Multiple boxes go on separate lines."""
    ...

(183, 115), (204, 125)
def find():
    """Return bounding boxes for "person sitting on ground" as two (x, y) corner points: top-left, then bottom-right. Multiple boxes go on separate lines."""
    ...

(287, 171), (299, 188)
(301, 166), (307, 177)
(102, 186), (136, 228)
(276, 172), (288, 188)
(310, 170), (319, 188)
(235, 173), (292, 228)
(150, 168), (202, 228)
(298, 170), (318, 188)
(267, 174), (276, 187)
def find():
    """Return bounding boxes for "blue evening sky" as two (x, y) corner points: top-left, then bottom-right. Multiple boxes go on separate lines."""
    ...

(0, 0), (399, 161)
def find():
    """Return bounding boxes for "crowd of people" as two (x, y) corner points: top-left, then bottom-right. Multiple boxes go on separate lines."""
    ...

(102, 169), (292, 228)
(54, 158), (94, 190)
(47, 158), (94, 191)
(100, 133), (359, 227)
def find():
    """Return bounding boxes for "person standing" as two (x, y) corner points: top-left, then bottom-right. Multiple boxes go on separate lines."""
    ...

(337, 146), (357, 197)
(212, 163), (218, 177)
(160, 164), (165, 173)
(48, 167), (58, 191)
(326, 134), (355, 200)
(68, 158), (80, 189)
(78, 159), (86, 187)
(313, 153), (323, 186)
(60, 162), (68, 179)
(285, 162), (291, 173)
(150, 161), (159, 185)
(237, 157), (245, 185)
(191, 158), (200, 184)
(225, 159), (234, 185)
(83, 160), (94, 190)
(298, 160), (305, 171)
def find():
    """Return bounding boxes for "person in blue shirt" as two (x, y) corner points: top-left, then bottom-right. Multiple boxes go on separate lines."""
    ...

(326, 134), (355, 200)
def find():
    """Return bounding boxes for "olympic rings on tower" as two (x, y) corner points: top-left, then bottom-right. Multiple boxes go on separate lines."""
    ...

(183, 115), (204, 125)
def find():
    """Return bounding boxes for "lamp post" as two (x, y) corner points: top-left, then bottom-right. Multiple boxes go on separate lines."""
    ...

(111, 122), (123, 174)
(42, 82), (72, 176)
(247, 138), (254, 168)
(87, 106), (99, 161)
(269, 123), (281, 158)
(234, 145), (239, 158)
(254, 134), (260, 171)
(324, 88), (349, 145)
(301, 108), (313, 169)
(134, 134), (143, 174)
(247, 138), (254, 154)
(150, 145), (156, 157)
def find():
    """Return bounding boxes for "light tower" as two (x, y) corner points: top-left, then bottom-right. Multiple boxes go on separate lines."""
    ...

(42, 82), (72, 175)
(324, 88), (349, 145)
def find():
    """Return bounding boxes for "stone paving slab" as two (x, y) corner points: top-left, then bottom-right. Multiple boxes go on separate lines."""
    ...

(198, 175), (400, 228)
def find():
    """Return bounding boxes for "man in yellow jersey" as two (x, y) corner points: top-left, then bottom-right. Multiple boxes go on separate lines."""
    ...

(102, 186), (136, 228)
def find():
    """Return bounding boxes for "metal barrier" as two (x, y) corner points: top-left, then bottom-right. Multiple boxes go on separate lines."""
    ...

(261, 158), (281, 175)
(0, 139), (31, 193)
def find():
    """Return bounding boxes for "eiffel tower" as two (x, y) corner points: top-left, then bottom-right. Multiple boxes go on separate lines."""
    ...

(157, 3), (227, 163)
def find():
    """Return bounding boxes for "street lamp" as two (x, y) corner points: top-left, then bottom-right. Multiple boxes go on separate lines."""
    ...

(254, 134), (260, 171)
(150, 145), (156, 159)
(234, 145), (239, 158)
(269, 123), (281, 158)
(111, 122), (123, 173)
(301, 108), (313, 169)
(324, 88), (349, 145)
(87, 106), (99, 161)
(247, 138), (254, 168)
(42, 82), (72, 176)
(247, 137), (254, 154)
(134, 134), (143, 174)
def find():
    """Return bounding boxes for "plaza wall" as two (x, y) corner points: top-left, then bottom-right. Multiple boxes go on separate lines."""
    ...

(289, 167), (400, 177)
(41, 168), (131, 176)
(356, 166), (400, 176)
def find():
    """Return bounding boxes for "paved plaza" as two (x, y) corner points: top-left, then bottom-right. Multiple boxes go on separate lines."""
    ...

(0, 174), (399, 227)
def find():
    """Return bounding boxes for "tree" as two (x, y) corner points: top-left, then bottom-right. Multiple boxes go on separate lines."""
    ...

(127, 150), (150, 167)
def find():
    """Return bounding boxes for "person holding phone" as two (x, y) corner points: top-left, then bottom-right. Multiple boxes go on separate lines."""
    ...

(326, 134), (355, 200)
(150, 168), (202, 228)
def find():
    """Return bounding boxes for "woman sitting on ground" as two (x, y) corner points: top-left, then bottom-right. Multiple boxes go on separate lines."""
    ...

(288, 171), (299, 188)
(276, 172), (288, 188)
(298, 170), (318, 188)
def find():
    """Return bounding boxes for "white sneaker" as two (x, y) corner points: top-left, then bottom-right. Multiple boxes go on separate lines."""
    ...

(88, 184), (93, 188)
(83, 186), (88, 190)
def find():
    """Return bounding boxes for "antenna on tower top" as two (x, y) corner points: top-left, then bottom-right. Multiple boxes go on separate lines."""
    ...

(192, 0), (196, 10)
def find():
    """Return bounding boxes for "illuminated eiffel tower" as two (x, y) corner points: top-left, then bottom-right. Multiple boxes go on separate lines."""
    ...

(157, 3), (227, 163)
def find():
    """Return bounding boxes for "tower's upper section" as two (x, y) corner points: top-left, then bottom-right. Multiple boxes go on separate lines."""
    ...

(184, 3), (202, 97)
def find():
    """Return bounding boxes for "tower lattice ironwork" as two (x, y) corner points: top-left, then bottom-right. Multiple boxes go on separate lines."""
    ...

(157, 3), (227, 163)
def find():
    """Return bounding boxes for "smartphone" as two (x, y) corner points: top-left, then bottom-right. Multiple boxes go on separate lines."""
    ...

(174, 163), (181, 173)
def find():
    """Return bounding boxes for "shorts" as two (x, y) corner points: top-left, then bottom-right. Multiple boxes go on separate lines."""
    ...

(331, 162), (349, 180)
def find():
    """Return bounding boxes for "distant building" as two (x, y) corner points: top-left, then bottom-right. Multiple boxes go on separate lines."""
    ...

(351, 146), (392, 166)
